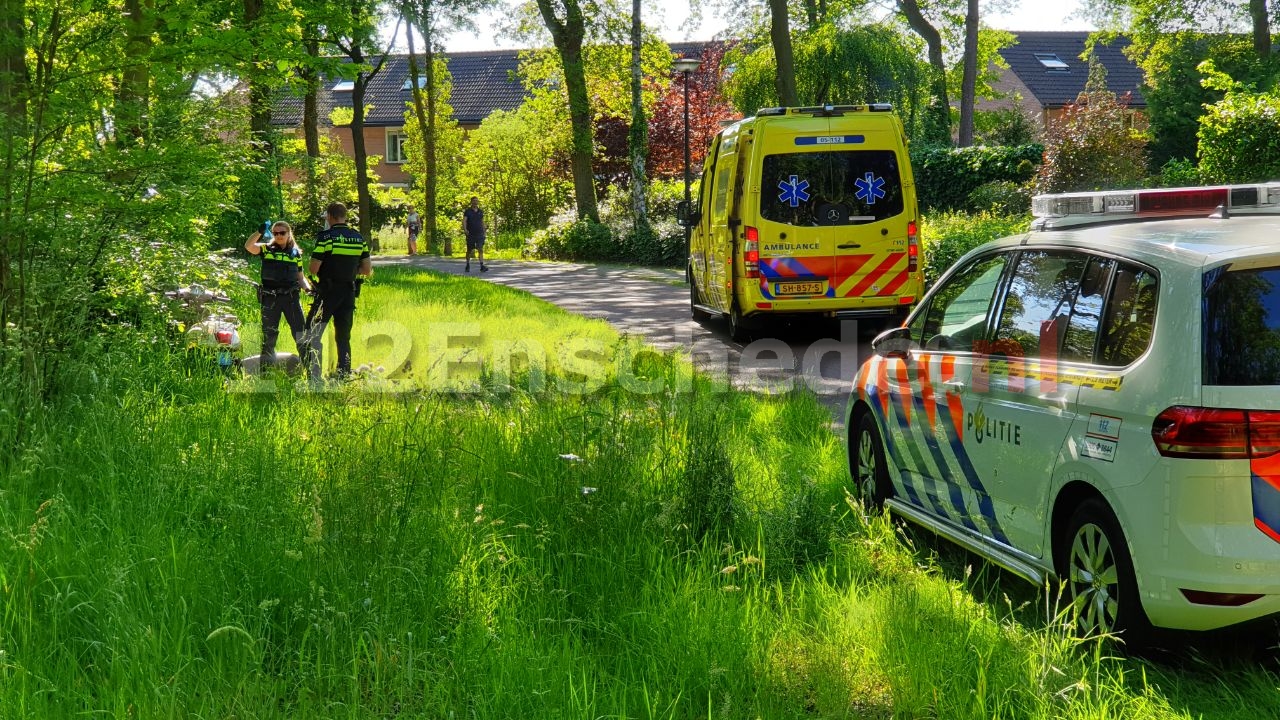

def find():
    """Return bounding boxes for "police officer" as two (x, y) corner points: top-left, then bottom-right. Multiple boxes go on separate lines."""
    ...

(245, 219), (310, 371)
(304, 202), (371, 379)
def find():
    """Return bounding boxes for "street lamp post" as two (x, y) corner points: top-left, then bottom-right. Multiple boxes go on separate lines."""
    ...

(673, 56), (702, 245)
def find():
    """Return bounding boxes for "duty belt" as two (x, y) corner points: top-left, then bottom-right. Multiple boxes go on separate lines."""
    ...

(260, 287), (300, 296)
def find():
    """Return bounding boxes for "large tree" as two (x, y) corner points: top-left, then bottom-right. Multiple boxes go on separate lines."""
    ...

(896, 0), (952, 145)
(767, 0), (798, 105)
(535, 0), (599, 222)
(957, 0), (979, 146)
(629, 0), (649, 233)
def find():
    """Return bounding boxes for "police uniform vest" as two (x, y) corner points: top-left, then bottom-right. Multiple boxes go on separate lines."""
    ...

(313, 225), (369, 288)
(261, 243), (303, 290)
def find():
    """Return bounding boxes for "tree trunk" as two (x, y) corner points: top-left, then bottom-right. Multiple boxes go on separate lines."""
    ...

(424, 35), (440, 252)
(629, 0), (649, 235)
(352, 68), (376, 248)
(1250, 0), (1271, 59)
(116, 0), (153, 147)
(303, 35), (321, 158)
(768, 0), (797, 106)
(404, 10), (433, 251)
(957, 0), (979, 147)
(898, 0), (950, 145)
(536, 0), (599, 222)
(244, 0), (272, 156)
(0, 0), (27, 305)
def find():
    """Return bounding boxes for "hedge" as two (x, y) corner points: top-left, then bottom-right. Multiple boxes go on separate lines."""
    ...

(911, 144), (1043, 212)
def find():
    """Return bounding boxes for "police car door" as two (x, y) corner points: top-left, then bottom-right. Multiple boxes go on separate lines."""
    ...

(972, 250), (1089, 555)
(900, 250), (1012, 538)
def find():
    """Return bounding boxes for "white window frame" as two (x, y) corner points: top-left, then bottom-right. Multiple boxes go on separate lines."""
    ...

(386, 129), (409, 165)
(1034, 53), (1069, 71)
(401, 77), (428, 91)
(332, 80), (355, 92)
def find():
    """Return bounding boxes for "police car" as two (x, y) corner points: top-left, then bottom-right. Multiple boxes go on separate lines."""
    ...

(846, 183), (1280, 641)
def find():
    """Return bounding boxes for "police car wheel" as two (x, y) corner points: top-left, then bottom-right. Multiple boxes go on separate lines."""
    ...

(852, 412), (892, 508)
(1061, 499), (1149, 644)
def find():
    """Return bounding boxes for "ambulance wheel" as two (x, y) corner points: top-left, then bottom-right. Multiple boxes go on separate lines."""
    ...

(1059, 499), (1151, 645)
(689, 275), (710, 321)
(728, 304), (750, 342)
(851, 412), (892, 509)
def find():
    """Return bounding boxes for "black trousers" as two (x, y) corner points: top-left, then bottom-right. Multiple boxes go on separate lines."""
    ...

(260, 289), (305, 361)
(305, 288), (357, 376)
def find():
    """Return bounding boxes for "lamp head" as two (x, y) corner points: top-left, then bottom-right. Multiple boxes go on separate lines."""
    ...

(673, 57), (702, 74)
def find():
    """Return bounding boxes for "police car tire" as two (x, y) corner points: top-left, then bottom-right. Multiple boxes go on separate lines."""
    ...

(852, 412), (892, 508)
(690, 275), (710, 321)
(1060, 499), (1151, 645)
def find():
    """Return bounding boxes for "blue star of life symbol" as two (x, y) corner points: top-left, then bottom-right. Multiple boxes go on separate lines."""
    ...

(855, 172), (886, 205)
(777, 175), (811, 207)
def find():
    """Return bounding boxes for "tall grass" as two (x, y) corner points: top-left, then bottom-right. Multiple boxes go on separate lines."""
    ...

(0, 267), (1273, 718)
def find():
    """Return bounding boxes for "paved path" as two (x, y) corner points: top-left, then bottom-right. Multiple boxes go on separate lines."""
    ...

(377, 255), (877, 427)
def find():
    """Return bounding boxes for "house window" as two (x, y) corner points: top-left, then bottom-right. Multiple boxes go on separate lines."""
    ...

(1034, 53), (1069, 71)
(401, 77), (428, 91)
(386, 130), (409, 164)
(332, 80), (354, 92)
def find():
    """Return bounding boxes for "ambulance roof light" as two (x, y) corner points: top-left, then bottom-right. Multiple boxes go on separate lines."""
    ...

(756, 107), (787, 116)
(1031, 183), (1280, 230)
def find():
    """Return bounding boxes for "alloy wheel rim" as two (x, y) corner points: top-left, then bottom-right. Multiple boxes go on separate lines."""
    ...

(1067, 522), (1120, 634)
(857, 430), (877, 501)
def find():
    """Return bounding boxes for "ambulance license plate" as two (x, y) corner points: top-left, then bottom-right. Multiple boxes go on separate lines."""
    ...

(775, 281), (825, 296)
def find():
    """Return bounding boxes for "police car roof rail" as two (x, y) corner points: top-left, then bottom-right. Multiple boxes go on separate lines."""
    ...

(755, 104), (894, 117)
(1031, 182), (1280, 230)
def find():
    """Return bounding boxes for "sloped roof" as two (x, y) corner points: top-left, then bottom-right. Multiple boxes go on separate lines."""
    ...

(998, 31), (1146, 108)
(273, 41), (717, 129)
(273, 50), (525, 128)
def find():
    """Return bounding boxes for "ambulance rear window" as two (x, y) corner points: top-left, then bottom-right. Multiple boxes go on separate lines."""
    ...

(760, 150), (904, 226)
(1203, 265), (1280, 385)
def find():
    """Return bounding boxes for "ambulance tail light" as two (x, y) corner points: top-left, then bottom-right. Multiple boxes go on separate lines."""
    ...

(1151, 406), (1280, 459)
(744, 226), (760, 279)
(907, 221), (919, 273)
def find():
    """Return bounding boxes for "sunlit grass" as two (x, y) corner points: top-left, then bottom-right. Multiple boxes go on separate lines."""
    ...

(0, 267), (1275, 718)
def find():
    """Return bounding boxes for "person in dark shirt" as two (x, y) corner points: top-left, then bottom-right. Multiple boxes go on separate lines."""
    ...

(303, 202), (372, 379)
(463, 196), (488, 272)
(245, 220), (310, 371)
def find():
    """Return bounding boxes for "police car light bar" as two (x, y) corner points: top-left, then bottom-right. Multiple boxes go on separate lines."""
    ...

(1031, 183), (1280, 230)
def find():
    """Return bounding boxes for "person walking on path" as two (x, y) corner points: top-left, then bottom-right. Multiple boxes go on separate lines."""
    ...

(406, 206), (420, 256)
(463, 196), (488, 272)
(245, 220), (310, 372)
(304, 202), (372, 380)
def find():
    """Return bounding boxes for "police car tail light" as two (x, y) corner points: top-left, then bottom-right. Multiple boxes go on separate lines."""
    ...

(744, 226), (760, 279)
(1152, 406), (1280, 459)
(1179, 589), (1264, 607)
(907, 221), (919, 272)
(215, 330), (234, 345)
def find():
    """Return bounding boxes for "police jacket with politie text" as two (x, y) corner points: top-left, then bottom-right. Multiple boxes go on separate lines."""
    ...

(261, 242), (304, 290)
(312, 224), (370, 287)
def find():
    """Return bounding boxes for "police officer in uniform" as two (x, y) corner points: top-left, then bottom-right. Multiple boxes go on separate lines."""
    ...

(304, 202), (372, 379)
(245, 219), (310, 371)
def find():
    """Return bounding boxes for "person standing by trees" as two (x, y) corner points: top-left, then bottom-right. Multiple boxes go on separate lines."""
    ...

(406, 205), (421, 255)
(463, 196), (488, 272)
(305, 202), (372, 379)
(245, 220), (311, 372)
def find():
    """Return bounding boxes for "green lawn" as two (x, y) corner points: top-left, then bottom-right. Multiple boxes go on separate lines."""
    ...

(0, 267), (1275, 718)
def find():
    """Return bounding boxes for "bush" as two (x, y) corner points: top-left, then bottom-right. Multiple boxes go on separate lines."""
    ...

(921, 212), (1031, 288)
(1034, 59), (1147, 193)
(1151, 157), (1202, 188)
(973, 107), (1039, 147)
(966, 181), (1032, 215)
(911, 144), (1043, 212)
(1197, 70), (1280, 183)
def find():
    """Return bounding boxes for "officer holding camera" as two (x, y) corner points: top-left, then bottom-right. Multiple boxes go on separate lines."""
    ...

(303, 202), (371, 380)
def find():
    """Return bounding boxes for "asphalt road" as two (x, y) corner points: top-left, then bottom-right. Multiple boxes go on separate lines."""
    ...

(378, 255), (878, 427)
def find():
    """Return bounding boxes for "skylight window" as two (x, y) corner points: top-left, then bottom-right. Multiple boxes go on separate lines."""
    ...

(1034, 53), (1069, 71)
(332, 80), (354, 92)
(402, 77), (428, 90)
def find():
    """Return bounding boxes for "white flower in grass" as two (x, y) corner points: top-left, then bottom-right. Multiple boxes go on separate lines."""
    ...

(581, 487), (598, 495)
(558, 453), (582, 462)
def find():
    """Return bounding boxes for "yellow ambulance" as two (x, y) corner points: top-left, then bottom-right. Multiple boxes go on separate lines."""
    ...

(682, 104), (922, 341)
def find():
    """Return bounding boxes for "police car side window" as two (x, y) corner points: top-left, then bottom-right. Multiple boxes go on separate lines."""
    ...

(919, 253), (1009, 352)
(1062, 257), (1114, 363)
(1098, 263), (1158, 367)
(993, 250), (1097, 360)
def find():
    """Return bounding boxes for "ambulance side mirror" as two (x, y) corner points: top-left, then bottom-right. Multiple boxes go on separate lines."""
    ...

(676, 201), (700, 228)
(872, 326), (915, 360)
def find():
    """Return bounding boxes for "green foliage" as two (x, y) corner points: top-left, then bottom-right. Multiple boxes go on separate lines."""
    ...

(972, 107), (1039, 146)
(1034, 61), (1147, 194)
(527, 180), (686, 266)
(911, 144), (1043, 212)
(921, 211), (1030, 287)
(1197, 64), (1280, 184)
(966, 180), (1032, 216)
(1151, 157), (1201, 187)
(458, 101), (575, 235)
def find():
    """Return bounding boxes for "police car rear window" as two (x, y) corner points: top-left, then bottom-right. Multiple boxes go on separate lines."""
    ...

(1203, 265), (1280, 385)
(760, 150), (904, 226)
